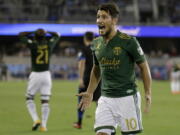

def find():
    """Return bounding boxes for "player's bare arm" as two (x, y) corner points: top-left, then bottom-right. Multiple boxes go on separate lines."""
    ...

(138, 61), (152, 113)
(77, 65), (101, 111)
(78, 59), (85, 88)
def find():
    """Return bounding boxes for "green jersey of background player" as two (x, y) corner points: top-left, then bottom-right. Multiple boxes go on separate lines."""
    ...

(78, 3), (152, 135)
(19, 29), (60, 132)
(20, 29), (59, 72)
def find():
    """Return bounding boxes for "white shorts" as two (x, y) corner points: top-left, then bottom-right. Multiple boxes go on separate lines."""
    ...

(94, 92), (142, 134)
(171, 71), (180, 80)
(26, 71), (52, 100)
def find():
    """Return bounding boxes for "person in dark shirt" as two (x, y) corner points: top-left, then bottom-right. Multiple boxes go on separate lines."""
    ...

(73, 32), (101, 129)
(19, 28), (60, 132)
(0, 61), (8, 81)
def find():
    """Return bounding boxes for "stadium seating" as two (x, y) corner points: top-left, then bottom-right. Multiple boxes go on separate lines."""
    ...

(0, 0), (179, 24)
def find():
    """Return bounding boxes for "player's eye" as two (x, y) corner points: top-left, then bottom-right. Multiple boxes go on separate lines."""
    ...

(101, 15), (107, 19)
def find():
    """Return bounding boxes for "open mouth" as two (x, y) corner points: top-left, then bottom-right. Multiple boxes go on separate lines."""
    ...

(98, 25), (105, 30)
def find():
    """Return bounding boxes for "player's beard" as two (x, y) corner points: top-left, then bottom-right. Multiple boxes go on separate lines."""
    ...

(102, 28), (112, 39)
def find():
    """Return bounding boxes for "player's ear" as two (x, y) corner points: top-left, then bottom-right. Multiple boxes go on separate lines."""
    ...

(113, 17), (118, 25)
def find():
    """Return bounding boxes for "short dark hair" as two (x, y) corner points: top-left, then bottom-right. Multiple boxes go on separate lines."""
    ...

(97, 3), (120, 18)
(35, 28), (46, 37)
(84, 31), (94, 41)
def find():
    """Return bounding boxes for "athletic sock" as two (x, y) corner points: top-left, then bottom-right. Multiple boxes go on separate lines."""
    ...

(171, 81), (175, 91)
(171, 81), (179, 92)
(175, 81), (179, 92)
(77, 108), (84, 125)
(26, 100), (39, 122)
(41, 103), (50, 128)
(177, 81), (180, 92)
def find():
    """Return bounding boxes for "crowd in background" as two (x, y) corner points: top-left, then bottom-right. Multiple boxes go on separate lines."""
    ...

(1, 37), (180, 58)
(0, 36), (179, 81)
(0, 0), (180, 81)
(0, 0), (180, 24)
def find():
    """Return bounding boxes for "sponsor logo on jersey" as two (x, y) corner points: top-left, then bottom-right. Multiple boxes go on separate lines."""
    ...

(100, 57), (120, 66)
(113, 47), (121, 55)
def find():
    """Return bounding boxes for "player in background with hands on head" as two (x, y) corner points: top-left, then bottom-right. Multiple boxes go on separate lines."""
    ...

(77, 3), (151, 135)
(19, 28), (60, 132)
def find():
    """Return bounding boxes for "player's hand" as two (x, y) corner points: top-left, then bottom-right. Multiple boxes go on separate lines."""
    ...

(144, 94), (151, 113)
(77, 92), (93, 111)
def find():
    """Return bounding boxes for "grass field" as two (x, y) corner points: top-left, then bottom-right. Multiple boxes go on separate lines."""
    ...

(0, 80), (180, 135)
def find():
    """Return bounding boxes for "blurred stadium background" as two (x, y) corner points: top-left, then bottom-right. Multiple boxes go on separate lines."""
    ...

(0, 0), (180, 135)
(0, 0), (180, 80)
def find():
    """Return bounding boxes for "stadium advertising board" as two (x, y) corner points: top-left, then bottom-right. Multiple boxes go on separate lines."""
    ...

(0, 24), (180, 37)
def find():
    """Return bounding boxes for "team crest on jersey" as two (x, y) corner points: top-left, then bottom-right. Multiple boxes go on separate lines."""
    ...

(113, 47), (121, 55)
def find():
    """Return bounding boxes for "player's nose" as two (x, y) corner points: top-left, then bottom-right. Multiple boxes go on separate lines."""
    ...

(96, 17), (102, 25)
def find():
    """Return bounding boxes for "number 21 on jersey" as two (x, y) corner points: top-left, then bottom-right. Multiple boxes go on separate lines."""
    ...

(36, 49), (49, 64)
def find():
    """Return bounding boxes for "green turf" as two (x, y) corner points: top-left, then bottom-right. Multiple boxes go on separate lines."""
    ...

(0, 80), (179, 135)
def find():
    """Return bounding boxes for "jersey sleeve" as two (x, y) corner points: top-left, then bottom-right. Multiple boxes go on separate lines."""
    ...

(92, 51), (99, 65)
(91, 39), (99, 65)
(126, 37), (146, 64)
(49, 35), (60, 50)
(19, 36), (33, 47)
(77, 50), (86, 61)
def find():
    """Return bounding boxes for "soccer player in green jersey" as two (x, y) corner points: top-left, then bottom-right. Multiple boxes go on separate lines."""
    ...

(19, 28), (60, 132)
(77, 3), (152, 135)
